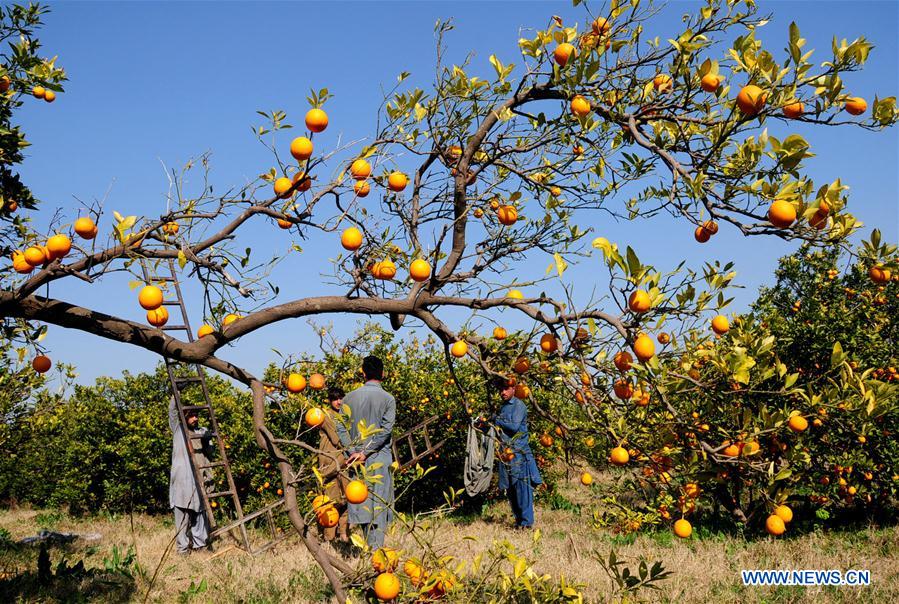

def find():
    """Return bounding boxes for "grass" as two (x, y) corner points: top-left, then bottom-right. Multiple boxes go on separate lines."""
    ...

(1, 474), (898, 603)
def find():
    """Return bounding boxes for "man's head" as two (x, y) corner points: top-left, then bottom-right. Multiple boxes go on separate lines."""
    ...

(184, 409), (199, 429)
(491, 375), (515, 401)
(362, 355), (384, 381)
(327, 386), (345, 411)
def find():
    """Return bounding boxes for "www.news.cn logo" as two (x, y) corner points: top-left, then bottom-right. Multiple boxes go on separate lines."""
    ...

(742, 570), (871, 586)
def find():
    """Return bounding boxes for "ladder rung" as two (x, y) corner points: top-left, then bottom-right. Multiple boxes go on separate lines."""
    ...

(161, 325), (189, 331)
(181, 404), (210, 412)
(161, 300), (182, 306)
(207, 490), (235, 499)
(197, 460), (226, 470)
(175, 376), (203, 385)
(189, 432), (217, 440)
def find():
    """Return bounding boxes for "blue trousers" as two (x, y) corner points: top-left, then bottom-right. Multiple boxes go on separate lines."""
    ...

(507, 477), (534, 527)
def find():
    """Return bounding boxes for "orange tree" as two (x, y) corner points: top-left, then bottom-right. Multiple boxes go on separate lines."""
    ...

(1, 1), (897, 598)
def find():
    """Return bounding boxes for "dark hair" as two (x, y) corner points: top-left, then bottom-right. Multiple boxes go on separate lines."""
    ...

(362, 355), (384, 380)
(327, 386), (345, 402)
(490, 375), (511, 391)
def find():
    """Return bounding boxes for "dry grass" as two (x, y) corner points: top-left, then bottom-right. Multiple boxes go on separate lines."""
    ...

(2, 478), (898, 603)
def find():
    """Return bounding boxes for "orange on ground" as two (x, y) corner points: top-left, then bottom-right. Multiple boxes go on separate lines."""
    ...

(387, 172), (407, 192)
(46, 234), (71, 259)
(305, 407), (325, 428)
(350, 158), (372, 180)
(138, 285), (163, 310)
(613, 350), (632, 372)
(711, 315), (730, 335)
(450, 340), (468, 358)
(74, 217), (97, 239)
(409, 258), (431, 282)
(765, 514), (786, 536)
(345, 480), (368, 504)
(286, 373), (307, 393)
(32, 355), (52, 373)
(844, 97), (867, 116)
(628, 290), (651, 313)
(736, 84), (767, 116)
(353, 180), (371, 197)
(341, 227), (363, 251)
(553, 43), (575, 67)
(373, 572), (401, 602)
(197, 324), (214, 338)
(610, 446), (630, 466)
(580, 472), (593, 486)
(493, 326), (507, 340)
(273, 177), (292, 198)
(309, 373), (325, 390)
(768, 199), (796, 228)
(570, 95), (591, 117)
(147, 307), (169, 327)
(304, 108), (328, 133)
(788, 415), (808, 433)
(497, 205), (518, 226)
(289, 136), (313, 161)
(673, 518), (692, 538)
(539, 333), (558, 354)
(632, 334), (655, 362)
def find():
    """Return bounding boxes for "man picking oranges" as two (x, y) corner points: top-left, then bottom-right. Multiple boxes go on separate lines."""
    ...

(317, 386), (349, 543)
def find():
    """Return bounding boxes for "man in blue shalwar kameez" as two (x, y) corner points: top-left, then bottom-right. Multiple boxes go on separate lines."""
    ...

(491, 376), (542, 528)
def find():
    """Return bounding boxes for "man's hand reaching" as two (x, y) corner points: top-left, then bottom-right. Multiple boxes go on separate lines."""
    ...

(345, 452), (366, 466)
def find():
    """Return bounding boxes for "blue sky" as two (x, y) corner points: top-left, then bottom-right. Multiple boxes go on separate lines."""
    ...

(14, 1), (898, 385)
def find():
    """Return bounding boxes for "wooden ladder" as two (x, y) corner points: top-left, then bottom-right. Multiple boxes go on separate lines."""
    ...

(391, 415), (448, 471)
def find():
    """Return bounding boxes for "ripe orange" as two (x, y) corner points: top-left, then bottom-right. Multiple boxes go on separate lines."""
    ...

(694, 225), (711, 243)
(613, 350), (633, 372)
(46, 234), (71, 259)
(409, 258), (431, 282)
(723, 442), (741, 457)
(628, 290), (651, 313)
(74, 217), (97, 240)
(736, 84), (767, 116)
(673, 518), (692, 538)
(539, 433), (553, 447)
(632, 334), (655, 362)
(613, 379), (633, 399)
(138, 285), (163, 310)
(513, 356), (530, 374)
(782, 100), (804, 119)
(539, 333), (558, 354)
(868, 266), (890, 284)
(768, 200), (796, 228)
(222, 313), (240, 326)
(12, 251), (34, 274)
(304, 108), (328, 133)
(585, 436), (595, 447)
(653, 73), (673, 92)
(514, 383), (531, 399)
(197, 324), (214, 338)
(497, 205), (518, 226)
(700, 73), (721, 92)
(32, 86), (45, 99)
(273, 177), (292, 198)
(657, 332), (671, 345)
(350, 158), (372, 180)
(289, 136), (313, 161)
(765, 514), (786, 536)
(702, 220), (719, 235)
(403, 560), (427, 587)
(371, 258), (397, 280)
(4, 200), (17, 212)
(684, 483), (700, 498)
(372, 548), (399, 573)
(286, 373), (307, 393)
(592, 17), (611, 35)
(311, 494), (332, 512)
(23, 246), (46, 267)
(844, 97), (867, 116)
(387, 172), (407, 192)
(808, 211), (828, 230)
(317, 505), (339, 528)
(309, 373), (325, 390)
(277, 218), (292, 229)
(373, 572), (401, 602)
(573, 144), (584, 156)
(162, 221), (179, 235)
(447, 145), (463, 159)
(305, 407), (325, 427)
(450, 340), (468, 357)
(341, 227), (363, 251)
(43, 90), (56, 103)
(711, 315), (730, 335)
(788, 415), (808, 432)
(32, 355), (52, 373)
(553, 43), (576, 67)
(147, 307), (169, 327)
(570, 95), (591, 117)
(774, 505), (793, 523)
(580, 472), (593, 485)
(0, 75), (9, 93)
(610, 446), (629, 466)
(345, 479), (369, 504)
(493, 326), (507, 340)
(353, 180), (371, 197)
(292, 172), (312, 192)
(633, 389), (650, 406)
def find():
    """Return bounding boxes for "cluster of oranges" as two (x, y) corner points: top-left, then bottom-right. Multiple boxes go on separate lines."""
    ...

(369, 547), (454, 601)
(31, 85), (57, 103)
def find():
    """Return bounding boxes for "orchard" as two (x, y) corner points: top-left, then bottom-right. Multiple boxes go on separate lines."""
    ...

(1, 1), (898, 602)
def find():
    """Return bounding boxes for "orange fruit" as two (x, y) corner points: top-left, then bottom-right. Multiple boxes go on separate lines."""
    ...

(309, 373), (325, 390)
(0, 75), (9, 93)
(572, 144), (584, 156)
(788, 415), (808, 432)
(222, 313), (240, 326)
(372, 548), (399, 573)
(12, 251), (34, 274)
(74, 217), (97, 239)
(317, 506), (339, 528)
(613, 379), (633, 399)
(387, 171), (407, 192)
(592, 17), (611, 35)
(844, 97), (867, 116)
(305, 407), (325, 427)
(493, 326), (507, 340)
(23, 246), (46, 267)
(304, 108), (328, 133)
(341, 227), (363, 251)
(292, 172), (312, 192)
(539, 433), (553, 447)
(353, 180), (370, 197)
(553, 43), (575, 67)
(273, 177), (293, 198)
(694, 225), (711, 243)
(162, 221), (179, 235)
(711, 315), (730, 335)
(868, 266), (890, 284)
(613, 350), (632, 372)
(570, 95), (591, 117)
(277, 218), (292, 229)
(610, 446), (629, 466)
(736, 84), (767, 116)
(765, 514), (786, 536)
(782, 100), (804, 119)
(702, 220), (719, 235)
(514, 383), (531, 399)
(539, 333), (558, 354)
(350, 158), (372, 180)
(700, 73), (721, 92)
(345, 479), (369, 504)
(774, 505), (793, 523)
(809, 211), (828, 230)
(628, 290), (651, 313)
(43, 90), (56, 103)
(286, 373), (307, 393)
(409, 258), (431, 282)
(197, 324), (214, 338)
(403, 560), (427, 587)
(32, 86), (45, 99)
(684, 483), (701, 498)
(653, 73), (673, 92)
(373, 572), (401, 602)
(32, 355), (52, 373)
(673, 518), (692, 538)
(46, 234), (71, 260)
(372, 258), (396, 280)
(138, 285), (163, 310)
(513, 356), (531, 374)
(507, 289), (524, 300)
(289, 136), (313, 161)
(768, 200), (796, 228)
(147, 307), (169, 327)
(450, 340), (468, 357)
(723, 442), (741, 457)
(311, 494), (332, 512)
(580, 471), (593, 485)
(497, 205), (518, 226)
(632, 334), (655, 362)
(657, 332), (671, 345)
